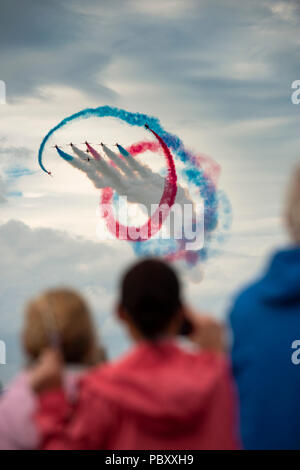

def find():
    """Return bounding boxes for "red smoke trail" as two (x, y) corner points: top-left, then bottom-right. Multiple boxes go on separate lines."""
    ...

(99, 129), (177, 241)
(127, 141), (220, 186)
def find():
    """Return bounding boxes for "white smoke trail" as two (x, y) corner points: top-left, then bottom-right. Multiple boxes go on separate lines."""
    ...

(64, 148), (105, 189)
(116, 145), (150, 179)
(63, 144), (192, 209)
(73, 144), (125, 191)
(101, 143), (134, 178)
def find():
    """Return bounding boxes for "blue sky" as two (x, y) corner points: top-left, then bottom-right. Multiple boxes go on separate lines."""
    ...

(0, 0), (299, 383)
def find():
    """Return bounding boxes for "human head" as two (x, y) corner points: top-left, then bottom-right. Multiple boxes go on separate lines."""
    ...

(285, 164), (300, 244)
(118, 258), (183, 341)
(23, 288), (100, 365)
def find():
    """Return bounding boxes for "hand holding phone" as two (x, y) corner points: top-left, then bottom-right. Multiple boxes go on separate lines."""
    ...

(181, 308), (226, 353)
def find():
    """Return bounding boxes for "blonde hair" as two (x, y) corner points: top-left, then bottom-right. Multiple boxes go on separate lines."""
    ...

(286, 164), (300, 244)
(23, 288), (99, 365)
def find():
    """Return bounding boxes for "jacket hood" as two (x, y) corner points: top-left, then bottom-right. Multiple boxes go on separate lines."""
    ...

(260, 247), (300, 304)
(85, 341), (228, 434)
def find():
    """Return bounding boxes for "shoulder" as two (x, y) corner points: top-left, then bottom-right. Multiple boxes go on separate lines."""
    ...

(194, 350), (230, 371)
(175, 344), (230, 379)
(78, 362), (120, 400)
(229, 279), (263, 324)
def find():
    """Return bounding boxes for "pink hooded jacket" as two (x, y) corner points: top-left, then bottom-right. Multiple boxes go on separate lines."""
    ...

(38, 341), (240, 450)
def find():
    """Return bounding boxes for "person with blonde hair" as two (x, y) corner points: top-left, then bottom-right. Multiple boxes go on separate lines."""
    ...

(0, 288), (105, 450)
(229, 164), (300, 449)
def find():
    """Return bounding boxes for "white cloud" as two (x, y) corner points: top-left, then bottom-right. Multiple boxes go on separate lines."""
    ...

(0, 176), (6, 204)
(269, 1), (299, 22)
(129, 0), (196, 17)
(0, 219), (135, 382)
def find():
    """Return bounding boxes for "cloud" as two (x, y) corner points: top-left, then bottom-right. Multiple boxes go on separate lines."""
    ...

(268, 0), (300, 22)
(0, 0), (115, 100)
(0, 219), (135, 383)
(0, 219), (132, 332)
(129, 0), (193, 17)
(0, 0), (299, 169)
(0, 139), (33, 171)
(0, 176), (6, 203)
(0, 141), (36, 203)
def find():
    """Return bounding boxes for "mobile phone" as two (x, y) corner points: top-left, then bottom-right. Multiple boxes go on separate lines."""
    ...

(179, 317), (194, 336)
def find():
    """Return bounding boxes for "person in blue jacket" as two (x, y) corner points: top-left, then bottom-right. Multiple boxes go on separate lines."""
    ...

(229, 166), (300, 450)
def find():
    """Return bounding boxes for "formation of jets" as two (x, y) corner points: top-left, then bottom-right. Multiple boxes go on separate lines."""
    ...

(50, 124), (150, 175)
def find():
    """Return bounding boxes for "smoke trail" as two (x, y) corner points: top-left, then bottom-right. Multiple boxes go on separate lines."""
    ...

(54, 131), (178, 242)
(101, 126), (178, 241)
(89, 135), (180, 209)
(86, 143), (165, 206)
(40, 107), (219, 234)
(101, 143), (134, 178)
(68, 145), (90, 162)
(76, 143), (125, 190)
(38, 106), (161, 175)
(55, 146), (105, 188)
(38, 106), (232, 265)
(37, 106), (217, 231)
(38, 107), (216, 227)
(117, 144), (150, 179)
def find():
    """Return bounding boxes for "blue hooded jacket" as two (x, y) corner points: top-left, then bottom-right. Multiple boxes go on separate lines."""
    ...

(229, 248), (300, 450)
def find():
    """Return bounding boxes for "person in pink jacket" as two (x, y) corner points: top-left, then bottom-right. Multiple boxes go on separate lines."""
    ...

(34, 260), (240, 450)
(0, 288), (104, 450)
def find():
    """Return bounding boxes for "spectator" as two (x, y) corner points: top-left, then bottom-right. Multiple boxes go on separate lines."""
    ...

(0, 288), (104, 450)
(229, 165), (300, 449)
(35, 259), (240, 450)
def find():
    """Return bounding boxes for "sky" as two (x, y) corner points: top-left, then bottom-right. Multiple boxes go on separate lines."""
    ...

(0, 0), (299, 383)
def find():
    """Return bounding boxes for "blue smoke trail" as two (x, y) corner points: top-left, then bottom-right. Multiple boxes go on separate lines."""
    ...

(38, 107), (160, 174)
(55, 147), (73, 161)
